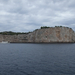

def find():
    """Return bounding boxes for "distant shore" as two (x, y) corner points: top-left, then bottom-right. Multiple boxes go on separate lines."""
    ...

(0, 26), (75, 43)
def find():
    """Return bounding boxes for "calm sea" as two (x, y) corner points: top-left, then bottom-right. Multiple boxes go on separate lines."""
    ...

(0, 43), (75, 75)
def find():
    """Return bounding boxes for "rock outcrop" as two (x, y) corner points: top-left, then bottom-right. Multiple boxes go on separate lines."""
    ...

(73, 32), (75, 42)
(0, 27), (75, 43)
(27, 27), (75, 43)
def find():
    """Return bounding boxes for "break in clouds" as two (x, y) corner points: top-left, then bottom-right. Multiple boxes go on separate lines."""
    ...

(0, 0), (75, 32)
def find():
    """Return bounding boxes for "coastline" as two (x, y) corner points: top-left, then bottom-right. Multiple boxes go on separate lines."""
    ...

(0, 26), (75, 43)
(9, 42), (75, 44)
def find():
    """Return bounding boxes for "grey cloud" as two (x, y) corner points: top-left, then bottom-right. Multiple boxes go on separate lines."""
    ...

(0, 0), (9, 4)
(0, 0), (75, 32)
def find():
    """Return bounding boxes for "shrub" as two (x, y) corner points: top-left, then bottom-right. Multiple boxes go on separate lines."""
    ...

(41, 26), (50, 29)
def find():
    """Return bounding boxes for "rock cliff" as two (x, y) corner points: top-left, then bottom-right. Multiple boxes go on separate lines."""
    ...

(27, 27), (75, 43)
(0, 27), (75, 43)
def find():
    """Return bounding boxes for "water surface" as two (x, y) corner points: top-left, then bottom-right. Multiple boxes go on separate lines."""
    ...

(0, 43), (75, 75)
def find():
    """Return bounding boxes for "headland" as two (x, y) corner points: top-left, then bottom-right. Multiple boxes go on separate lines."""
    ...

(0, 26), (75, 43)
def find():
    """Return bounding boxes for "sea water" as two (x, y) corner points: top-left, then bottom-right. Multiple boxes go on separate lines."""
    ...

(0, 43), (75, 75)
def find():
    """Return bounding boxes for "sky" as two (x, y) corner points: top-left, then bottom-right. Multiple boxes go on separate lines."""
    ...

(0, 0), (75, 32)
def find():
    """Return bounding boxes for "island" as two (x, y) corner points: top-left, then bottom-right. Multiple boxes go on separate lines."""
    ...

(0, 26), (75, 43)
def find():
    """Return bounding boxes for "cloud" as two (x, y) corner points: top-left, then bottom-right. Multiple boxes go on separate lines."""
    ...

(0, 0), (75, 32)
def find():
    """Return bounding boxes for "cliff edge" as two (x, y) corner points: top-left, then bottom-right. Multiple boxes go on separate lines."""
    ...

(0, 26), (75, 43)
(27, 27), (75, 43)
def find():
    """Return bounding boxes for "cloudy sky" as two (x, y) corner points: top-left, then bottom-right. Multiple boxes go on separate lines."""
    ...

(0, 0), (75, 32)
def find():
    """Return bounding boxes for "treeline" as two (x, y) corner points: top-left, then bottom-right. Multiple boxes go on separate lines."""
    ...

(40, 26), (70, 29)
(0, 26), (70, 35)
(41, 26), (50, 29)
(40, 26), (63, 29)
(0, 31), (30, 35)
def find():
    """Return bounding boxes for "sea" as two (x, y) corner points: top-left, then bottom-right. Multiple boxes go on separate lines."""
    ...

(0, 43), (75, 75)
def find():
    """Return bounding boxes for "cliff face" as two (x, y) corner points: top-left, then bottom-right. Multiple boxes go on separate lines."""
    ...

(27, 27), (75, 43)
(0, 27), (75, 43)
(73, 32), (75, 42)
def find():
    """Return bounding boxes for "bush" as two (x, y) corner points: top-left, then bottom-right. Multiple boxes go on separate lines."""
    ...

(55, 26), (62, 27)
(41, 26), (50, 29)
(0, 31), (29, 35)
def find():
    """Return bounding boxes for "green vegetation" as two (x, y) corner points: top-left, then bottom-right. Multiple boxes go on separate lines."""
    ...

(55, 26), (62, 27)
(0, 26), (71, 35)
(41, 26), (50, 29)
(0, 31), (29, 35)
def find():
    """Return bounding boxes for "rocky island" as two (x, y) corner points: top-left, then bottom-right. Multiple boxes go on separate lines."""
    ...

(0, 26), (75, 43)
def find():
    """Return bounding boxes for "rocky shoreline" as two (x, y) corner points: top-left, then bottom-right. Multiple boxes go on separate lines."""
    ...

(0, 26), (75, 43)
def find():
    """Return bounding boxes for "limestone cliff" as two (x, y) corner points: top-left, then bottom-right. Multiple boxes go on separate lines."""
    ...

(27, 27), (75, 43)
(73, 32), (75, 42)
(0, 27), (75, 43)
